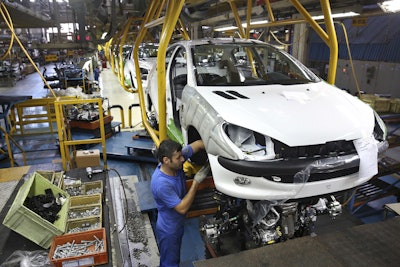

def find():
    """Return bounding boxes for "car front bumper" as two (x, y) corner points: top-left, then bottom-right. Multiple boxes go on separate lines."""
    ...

(208, 153), (371, 200)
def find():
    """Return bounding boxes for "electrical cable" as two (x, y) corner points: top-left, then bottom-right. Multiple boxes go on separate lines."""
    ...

(341, 186), (358, 207)
(0, 3), (14, 61)
(336, 21), (362, 97)
(269, 30), (293, 47)
(108, 168), (130, 234)
(0, 2), (56, 97)
(265, 20), (361, 98)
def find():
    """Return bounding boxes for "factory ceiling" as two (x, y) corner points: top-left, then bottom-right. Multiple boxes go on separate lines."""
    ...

(0, 0), (390, 47)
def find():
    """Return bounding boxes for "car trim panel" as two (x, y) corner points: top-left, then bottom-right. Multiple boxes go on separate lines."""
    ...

(217, 153), (361, 182)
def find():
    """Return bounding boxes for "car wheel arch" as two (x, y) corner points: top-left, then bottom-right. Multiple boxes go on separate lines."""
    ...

(187, 125), (208, 165)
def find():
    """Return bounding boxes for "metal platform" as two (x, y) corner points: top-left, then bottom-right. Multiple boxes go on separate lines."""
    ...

(91, 131), (157, 163)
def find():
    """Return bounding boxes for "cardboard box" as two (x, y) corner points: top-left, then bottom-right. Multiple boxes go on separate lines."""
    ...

(76, 149), (100, 168)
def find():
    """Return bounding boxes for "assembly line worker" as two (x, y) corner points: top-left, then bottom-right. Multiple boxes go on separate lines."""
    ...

(151, 139), (210, 267)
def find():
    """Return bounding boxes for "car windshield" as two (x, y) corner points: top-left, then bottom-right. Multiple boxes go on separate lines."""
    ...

(139, 44), (159, 59)
(192, 42), (320, 86)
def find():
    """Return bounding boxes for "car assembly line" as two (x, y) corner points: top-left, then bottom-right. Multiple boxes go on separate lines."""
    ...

(1, 1), (400, 267)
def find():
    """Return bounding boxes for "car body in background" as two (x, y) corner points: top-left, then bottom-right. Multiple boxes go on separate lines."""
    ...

(145, 38), (388, 200)
(112, 44), (132, 76)
(123, 43), (158, 89)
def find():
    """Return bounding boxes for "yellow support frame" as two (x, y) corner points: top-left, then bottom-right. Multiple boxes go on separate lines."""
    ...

(289, 0), (338, 84)
(132, 0), (189, 147)
(133, 0), (166, 147)
(117, 17), (135, 92)
(54, 98), (108, 171)
(243, 0), (339, 84)
(0, 126), (26, 167)
(0, 2), (56, 96)
(134, 0), (339, 149)
(10, 97), (75, 135)
(104, 39), (112, 64)
(1, 3), (109, 171)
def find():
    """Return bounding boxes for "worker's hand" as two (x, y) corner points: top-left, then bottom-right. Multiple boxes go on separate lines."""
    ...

(194, 162), (211, 184)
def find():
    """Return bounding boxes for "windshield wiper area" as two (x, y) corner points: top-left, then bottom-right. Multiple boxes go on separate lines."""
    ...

(274, 79), (311, 85)
(241, 78), (311, 86)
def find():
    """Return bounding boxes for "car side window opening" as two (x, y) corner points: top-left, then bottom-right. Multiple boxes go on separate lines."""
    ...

(169, 47), (187, 128)
(170, 47), (187, 100)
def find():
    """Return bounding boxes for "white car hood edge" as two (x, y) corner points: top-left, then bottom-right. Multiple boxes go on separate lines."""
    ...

(194, 82), (375, 147)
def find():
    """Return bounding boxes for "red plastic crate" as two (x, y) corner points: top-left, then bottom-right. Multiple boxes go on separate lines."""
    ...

(49, 228), (108, 267)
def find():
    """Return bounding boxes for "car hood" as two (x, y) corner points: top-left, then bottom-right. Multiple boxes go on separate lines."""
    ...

(196, 82), (375, 147)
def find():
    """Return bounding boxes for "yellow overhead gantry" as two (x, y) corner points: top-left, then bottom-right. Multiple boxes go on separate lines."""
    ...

(133, 0), (339, 148)
(117, 17), (136, 92)
(133, 0), (189, 147)
(114, 15), (159, 93)
(253, 0), (338, 84)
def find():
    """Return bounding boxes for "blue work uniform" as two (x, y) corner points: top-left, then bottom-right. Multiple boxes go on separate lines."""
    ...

(94, 67), (100, 82)
(151, 145), (193, 267)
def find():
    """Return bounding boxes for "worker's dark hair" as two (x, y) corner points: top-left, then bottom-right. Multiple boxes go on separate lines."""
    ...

(157, 139), (182, 163)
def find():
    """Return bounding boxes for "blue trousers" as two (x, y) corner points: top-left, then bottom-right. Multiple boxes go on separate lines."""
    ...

(156, 226), (184, 267)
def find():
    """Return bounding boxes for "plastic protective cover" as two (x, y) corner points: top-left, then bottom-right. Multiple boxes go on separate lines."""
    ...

(0, 250), (52, 267)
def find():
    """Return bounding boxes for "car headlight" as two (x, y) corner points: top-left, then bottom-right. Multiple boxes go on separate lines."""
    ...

(225, 123), (276, 160)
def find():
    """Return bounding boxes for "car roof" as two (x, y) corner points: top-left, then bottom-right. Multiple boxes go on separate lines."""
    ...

(172, 38), (267, 46)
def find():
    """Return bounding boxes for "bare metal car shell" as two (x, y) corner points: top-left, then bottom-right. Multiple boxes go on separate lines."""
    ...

(145, 38), (387, 201)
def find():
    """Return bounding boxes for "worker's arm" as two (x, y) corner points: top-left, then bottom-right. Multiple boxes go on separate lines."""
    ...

(175, 140), (206, 214)
(189, 140), (205, 154)
(174, 180), (199, 215)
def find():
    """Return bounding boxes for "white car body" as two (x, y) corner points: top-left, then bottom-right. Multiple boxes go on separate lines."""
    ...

(145, 38), (388, 201)
(123, 44), (158, 88)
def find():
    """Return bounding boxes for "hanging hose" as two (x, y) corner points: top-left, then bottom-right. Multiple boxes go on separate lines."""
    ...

(0, 3), (14, 61)
(336, 21), (362, 98)
(0, 2), (57, 98)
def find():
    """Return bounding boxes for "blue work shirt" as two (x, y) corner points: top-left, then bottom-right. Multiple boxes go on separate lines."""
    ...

(151, 145), (193, 233)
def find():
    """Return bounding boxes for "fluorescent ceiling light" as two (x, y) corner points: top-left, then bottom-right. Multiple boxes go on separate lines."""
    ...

(214, 25), (238, 32)
(312, 11), (359, 20)
(215, 20), (269, 32)
(242, 20), (269, 27)
(379, 1), (400, 13)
